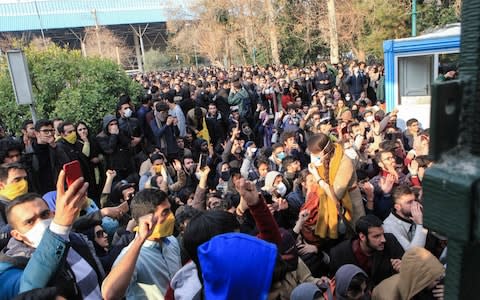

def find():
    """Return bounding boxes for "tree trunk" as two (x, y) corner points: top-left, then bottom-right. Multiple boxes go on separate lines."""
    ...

(327, 0), (339, 64)
(265, 0), (280, 64)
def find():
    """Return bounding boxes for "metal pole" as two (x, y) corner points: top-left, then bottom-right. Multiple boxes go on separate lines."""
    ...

(29, 104), (38, 123)
(33, 0), (47, 47)
(412, 0), (417, 37)
(139, 26), (146, 70)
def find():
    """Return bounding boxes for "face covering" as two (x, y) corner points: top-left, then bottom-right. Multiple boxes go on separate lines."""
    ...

(64, 132), (77, 144)
(0, 179), (28, 201)
(276, 182), (287, 197)
(153, 165), (163, 175)
(250, 147), (258, 153)
(310, 154), (323, 167)
(365, 115), (374, 123)
(243, 127), (252, 136)
(276, 152), (286, 161)
(124, 108), (133, 118)
(149, 213), (175, 239)
(345, 96), (351, 101)
(24, 218), (52, 248)
(220, 170), (231, 181)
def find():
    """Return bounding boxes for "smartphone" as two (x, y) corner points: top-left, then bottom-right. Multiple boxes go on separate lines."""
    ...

(63, 160), (83, 187)
(199, 154), (207, 169)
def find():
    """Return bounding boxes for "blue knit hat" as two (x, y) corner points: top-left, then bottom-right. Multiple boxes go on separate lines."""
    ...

(198, 232), (277, 300)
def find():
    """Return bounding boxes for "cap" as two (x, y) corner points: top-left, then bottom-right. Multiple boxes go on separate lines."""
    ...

(230, 106), (239, 112)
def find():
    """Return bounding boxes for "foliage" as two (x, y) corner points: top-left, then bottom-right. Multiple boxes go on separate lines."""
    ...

(0, 43), (142, 134)
(144, 48), (176, 72)
(416, 2), (460, 34)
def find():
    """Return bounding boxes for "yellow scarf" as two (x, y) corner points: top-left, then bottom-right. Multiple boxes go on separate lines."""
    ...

(197, 117), (210, 144)
(313, 144), (353, 239)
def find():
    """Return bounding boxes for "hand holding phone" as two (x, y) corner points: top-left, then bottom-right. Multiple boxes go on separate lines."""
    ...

(63, 160), (83, 188)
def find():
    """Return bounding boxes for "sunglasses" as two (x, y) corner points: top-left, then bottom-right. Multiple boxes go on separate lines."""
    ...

(95, 229), (107, 238)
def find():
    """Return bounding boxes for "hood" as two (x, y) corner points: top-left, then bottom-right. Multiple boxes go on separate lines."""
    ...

(197, 232), (277, 300)
(102, 115), (117, 132)
(398, 247), (444, 299)
(335, 264), (368, 300)
(262, 171), (281, 193)
(171, 261), (202, 300)
(290, 283), (322, 300)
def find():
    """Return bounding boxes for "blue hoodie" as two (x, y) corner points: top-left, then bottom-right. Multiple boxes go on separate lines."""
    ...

(197, 233), (277, 300)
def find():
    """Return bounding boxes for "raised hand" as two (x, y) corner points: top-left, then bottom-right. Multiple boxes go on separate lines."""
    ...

(54, 170), (89, 227)
(137, 213), (157, 242)
(235, 177), (259, 207)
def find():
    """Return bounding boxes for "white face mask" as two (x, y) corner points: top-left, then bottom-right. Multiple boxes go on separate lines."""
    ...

(345, 96), (351, 101)
(310, 154), (323, 167)
(124, 108), (133, 118)
(276, 182), (287, 197)
(24, 218), (52, 248)
(250, 147), (257, 153)
(365, 115), (374, 123)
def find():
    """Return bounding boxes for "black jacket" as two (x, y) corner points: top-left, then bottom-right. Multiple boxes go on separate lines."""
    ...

(329, 233), (404, 285)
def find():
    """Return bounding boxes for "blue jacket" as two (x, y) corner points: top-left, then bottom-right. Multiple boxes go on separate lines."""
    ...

(0, 228), (104, 300)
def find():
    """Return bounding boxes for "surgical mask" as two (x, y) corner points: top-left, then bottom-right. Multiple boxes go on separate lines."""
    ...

(250, 147), (258, 153)
(124, 108), (133, 118)
(365, 115), (374, 123)
(64, 132), (77, 144)
(0, 179), (28, 201)
(276, 182), (287, 197)
(310, 154), (323, 167)
(24, 218), (52, 248)
(276, 152), (286, 161)
(149, 213), (175, 239)
(345, 96), (351, 101)
(220, 170), (231, 181)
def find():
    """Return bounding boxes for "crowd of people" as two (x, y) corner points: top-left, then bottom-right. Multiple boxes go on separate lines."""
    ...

(0, 61), (446, 300)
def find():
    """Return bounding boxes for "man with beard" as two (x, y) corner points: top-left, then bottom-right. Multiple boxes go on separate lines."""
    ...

(182, 156), (199, 191)
(150, 102), (180, 160)
(329, 215), (404, 286)
(382, 185), (427, 251)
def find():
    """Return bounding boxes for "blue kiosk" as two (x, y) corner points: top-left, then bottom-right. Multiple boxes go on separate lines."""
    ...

(383, 23), (460, 129)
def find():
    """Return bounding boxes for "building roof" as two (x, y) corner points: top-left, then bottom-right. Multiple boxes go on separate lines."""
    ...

(0, 0), (190, 32)
(395, 23), (461, 42)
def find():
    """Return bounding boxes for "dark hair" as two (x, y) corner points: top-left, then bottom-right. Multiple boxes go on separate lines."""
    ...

(406, 118), (419, 127)
(130, 189), (169, 222)
(140, 94), (152, 104)
(272, 143), (284, 152)
(232, 81), (242, 90)
(57, 121), (74, 135)
(392, 184), (414, 205)
(183, 210), (240, 263)
(415, 155), (432, 168)
(0, 139), (23, 163)
(374, 150), (392, 165)
(34, 119), (53, 132)
(21, 120), (33, 131)
(282, 156), (297, 170)
(0, 162), (26, 183)
(347, 272), (368, 297)
(6, 192), (46, 228)
(280, 131), (296, 144)
(355, 215), (383, 236)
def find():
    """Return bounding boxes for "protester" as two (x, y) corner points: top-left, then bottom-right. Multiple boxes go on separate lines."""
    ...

(0, 60), (446, 300)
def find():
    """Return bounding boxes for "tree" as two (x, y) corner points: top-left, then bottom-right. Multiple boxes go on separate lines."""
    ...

(0, 42), (142, 134)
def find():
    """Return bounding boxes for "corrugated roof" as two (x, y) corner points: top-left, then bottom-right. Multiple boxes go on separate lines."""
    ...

(0, 0), (187, 32)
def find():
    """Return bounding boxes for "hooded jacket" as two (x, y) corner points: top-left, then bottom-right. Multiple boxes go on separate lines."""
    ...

(372, 247), (444, 300)
(96, 115), (135, 175)
(335, 264), (368, 300)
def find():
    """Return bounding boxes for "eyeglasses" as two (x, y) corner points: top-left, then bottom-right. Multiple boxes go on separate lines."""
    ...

(95, 229), (107, 238)
(39, 129), (55, 135)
